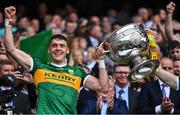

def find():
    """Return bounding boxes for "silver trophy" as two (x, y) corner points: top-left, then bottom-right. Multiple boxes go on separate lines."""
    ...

(104, 23), (159, 81)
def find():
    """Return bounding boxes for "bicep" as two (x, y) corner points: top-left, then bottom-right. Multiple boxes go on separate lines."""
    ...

(83, 75), (101, 91)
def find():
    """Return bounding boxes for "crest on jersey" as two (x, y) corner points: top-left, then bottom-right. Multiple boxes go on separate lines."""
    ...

(68, 69), (74, 74)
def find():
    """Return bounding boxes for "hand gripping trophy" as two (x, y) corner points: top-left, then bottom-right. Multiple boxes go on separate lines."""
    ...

(103, 23), (159, 81)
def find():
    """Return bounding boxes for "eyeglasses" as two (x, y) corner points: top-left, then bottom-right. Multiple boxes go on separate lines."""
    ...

(114, 71), (129, 76)
(162, 67), (173, 70)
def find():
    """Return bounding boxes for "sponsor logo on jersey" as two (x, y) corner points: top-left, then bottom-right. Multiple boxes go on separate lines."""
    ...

(34, 69), (82, 91)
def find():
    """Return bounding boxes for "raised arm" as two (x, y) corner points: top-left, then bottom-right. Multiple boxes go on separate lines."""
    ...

(83, 43), (109, 92)
(165, 2), (179, 42)
(4, 6), (32, 70)
(155, 65), (179, 90)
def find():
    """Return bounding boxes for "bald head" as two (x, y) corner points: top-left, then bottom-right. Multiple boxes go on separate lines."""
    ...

(160, 57), (174, 74)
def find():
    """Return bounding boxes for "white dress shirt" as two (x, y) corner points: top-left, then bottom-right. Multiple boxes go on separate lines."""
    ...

(115, 84), (129, 109)
(155, 79), (174, 113)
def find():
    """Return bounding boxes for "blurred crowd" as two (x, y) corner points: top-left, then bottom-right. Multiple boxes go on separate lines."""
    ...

(0, 1), (180, 114)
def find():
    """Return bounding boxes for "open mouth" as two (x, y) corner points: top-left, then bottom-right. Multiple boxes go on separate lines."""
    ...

(54, 51), (63, 56)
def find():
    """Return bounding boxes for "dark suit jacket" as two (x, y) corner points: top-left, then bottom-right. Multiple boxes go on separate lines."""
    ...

(138, 80), (180, 114)
(78, 97), (98, 114)
(86, 37), (93, 48)
(78, 88), (139, 114)
(77, 88), (96, 114)
(110, 88), (139, 114)
(13, 91), (31, 114)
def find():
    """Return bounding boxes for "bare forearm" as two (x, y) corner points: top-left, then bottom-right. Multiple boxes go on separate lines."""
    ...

(155, 68), (177, 90)
(165, 14), (179, 42)
(4, 26), (16, 52)
(4, 25), (32, 70)
(84, 60), (109, 92)
(98, 68), (109, 91)
(157, 23), (167, 42)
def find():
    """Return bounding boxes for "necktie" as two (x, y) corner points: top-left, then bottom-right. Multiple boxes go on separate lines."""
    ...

(117, 89), (129, 114)
(161, 84), (167, 97)
(118, 89), (124, 100)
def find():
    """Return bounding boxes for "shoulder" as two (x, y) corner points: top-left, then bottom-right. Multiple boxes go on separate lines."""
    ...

(33, 57), (43, 66)
(141, 80), (157, 88)
(129, 88), (139, 95)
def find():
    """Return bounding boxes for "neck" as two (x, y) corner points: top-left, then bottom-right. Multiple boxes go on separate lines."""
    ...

(118, 84), (128, 89)
(51, 60), (67, 66)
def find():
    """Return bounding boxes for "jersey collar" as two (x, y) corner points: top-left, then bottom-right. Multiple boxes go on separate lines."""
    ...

(50, 62), (67, 68)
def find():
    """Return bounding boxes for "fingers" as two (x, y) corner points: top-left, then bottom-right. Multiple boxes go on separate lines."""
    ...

(162, 103), (174, 111)
(145, 29), (155, 35)
(166, 2), (176, 13)
(97, 96), (103, 109)
(170, 1), (176, 7)
(108, 98), (114, 110)
(95, 42), (112, 60)
(161, 98), (174, 113)
(14, 71), (23, 77)
(4, 6), (16, 19)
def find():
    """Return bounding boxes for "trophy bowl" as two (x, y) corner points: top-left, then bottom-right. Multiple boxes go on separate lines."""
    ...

(104, 23), (159, 81)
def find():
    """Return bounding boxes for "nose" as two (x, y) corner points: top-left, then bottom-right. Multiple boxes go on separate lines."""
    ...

(56, 45), (61, 50)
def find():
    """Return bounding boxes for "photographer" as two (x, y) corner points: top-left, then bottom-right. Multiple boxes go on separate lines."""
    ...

(0, 60), (31, 114)
(0, 74), (16, 114)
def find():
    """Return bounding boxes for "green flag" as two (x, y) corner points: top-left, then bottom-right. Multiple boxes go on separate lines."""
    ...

(20, 30), (52, 64)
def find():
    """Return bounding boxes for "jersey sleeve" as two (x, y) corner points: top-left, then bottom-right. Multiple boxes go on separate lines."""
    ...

(77, 67), (89, 86)
(78, 68), (88, 80)
(31, 58), (43, 74)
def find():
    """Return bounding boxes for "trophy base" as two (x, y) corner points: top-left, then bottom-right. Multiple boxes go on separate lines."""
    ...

(130, 59), (159, 81)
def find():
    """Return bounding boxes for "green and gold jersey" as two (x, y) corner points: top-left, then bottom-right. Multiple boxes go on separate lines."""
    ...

(32, 58), (87, 114)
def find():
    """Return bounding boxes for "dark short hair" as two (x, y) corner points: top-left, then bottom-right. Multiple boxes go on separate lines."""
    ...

(113, 64), (130, 72)
(49, 34), (69, 47)
(0, 60), (14, 69)
(167, 40), (180, 51)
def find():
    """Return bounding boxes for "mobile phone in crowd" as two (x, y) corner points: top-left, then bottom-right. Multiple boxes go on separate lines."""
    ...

(15, 65), (25, 74)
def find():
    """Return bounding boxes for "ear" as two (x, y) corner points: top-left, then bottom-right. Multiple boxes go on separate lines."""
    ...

(48, 48), (50, 53)
(66, 47), (70, 54)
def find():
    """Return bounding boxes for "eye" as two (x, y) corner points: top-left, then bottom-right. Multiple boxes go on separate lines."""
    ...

(60, 44), (66, 48)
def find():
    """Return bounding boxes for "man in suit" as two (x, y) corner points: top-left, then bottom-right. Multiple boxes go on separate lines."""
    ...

(86, 22), (102, 48)
(77, 76), (114, 114)
(78, 65), (139, 114)
(111, 64), (139, 114)
(138, 57), (180, 114)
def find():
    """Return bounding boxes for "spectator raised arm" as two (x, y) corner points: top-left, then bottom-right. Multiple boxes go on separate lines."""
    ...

(165, 2), (179, 42)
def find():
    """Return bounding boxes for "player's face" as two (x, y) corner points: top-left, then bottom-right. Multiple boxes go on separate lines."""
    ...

(49, 39), (69, 64)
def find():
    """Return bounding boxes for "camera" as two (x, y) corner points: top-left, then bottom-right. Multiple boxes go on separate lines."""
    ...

(0, 74), (16, 112)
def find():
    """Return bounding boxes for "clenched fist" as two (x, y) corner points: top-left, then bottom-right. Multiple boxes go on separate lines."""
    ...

(166, 2), (176, 14)
(4, 6), (16, 20)
(95, 42), (111, 60)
